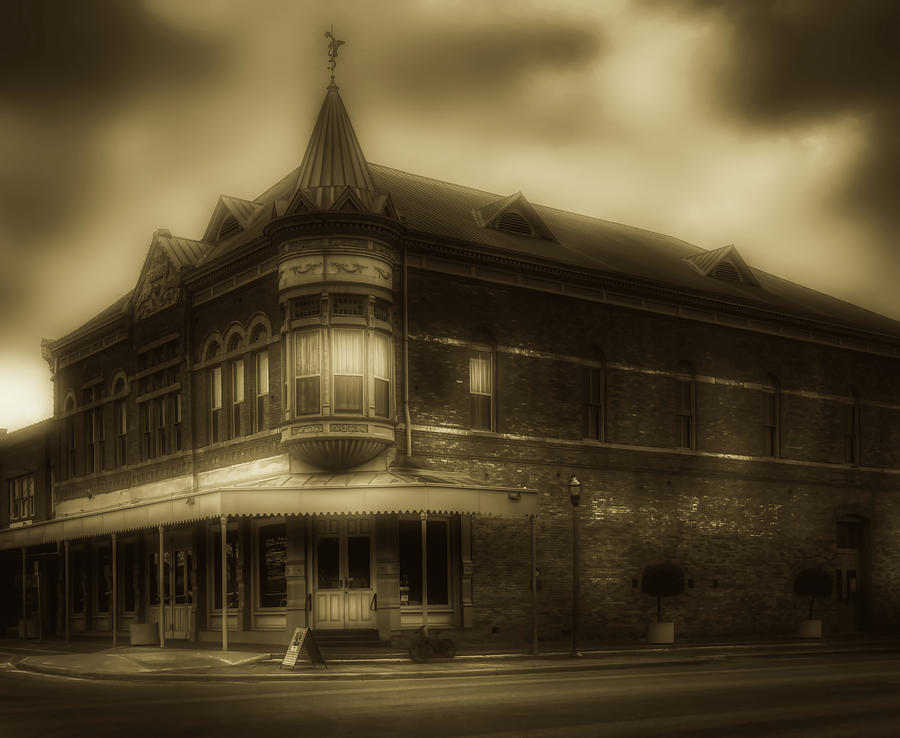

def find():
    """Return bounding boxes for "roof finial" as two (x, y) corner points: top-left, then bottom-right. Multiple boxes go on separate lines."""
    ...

(325, 25), (345, 85)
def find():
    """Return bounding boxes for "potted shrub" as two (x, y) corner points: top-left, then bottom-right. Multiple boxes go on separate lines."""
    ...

(641, 563), (685, 644)
(794, 567), (833, 638)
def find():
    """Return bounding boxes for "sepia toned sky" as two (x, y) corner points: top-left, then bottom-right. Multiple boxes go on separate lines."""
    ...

(1, 0), (899, 431)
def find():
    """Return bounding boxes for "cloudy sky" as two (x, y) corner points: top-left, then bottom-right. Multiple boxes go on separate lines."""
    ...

(1, 0), (898, 431)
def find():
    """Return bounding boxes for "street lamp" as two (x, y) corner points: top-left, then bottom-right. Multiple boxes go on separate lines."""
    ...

(568, 474), (582, 657)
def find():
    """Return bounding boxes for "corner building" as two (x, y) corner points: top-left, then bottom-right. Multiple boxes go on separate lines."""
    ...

(2, 79), (900, 647)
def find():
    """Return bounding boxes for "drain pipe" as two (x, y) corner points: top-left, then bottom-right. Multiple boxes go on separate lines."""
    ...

(402, 245), (413, 459)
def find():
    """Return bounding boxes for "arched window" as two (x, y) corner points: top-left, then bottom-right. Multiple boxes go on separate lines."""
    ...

(228, 333), (242, 353)
(583, 347), (605, 441)
(763, 374), (780, 458)
(469, 328), (495, 432)
(677, 361), (696, 450)
(206, 341), (221, 361)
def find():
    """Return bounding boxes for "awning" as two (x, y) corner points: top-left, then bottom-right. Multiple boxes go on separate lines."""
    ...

(0, 469), (538, 550)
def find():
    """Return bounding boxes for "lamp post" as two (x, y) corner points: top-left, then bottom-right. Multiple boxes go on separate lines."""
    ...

(569, 474), (582, 658)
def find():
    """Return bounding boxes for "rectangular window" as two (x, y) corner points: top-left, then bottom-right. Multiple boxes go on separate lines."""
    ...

(331, 294), (366, 317)
(255, 351), (269, 431)
(8, 478), (33, 521)
(373, 333), (391, 417)
(469, 351), (493, 431)
(763, 390), (778, 457)
(115, 400), (127, 466)
(173, 393), (182, 451)
(583, 366), (604, 441)
(156, 396), (168, 456)
(67, 417), (77, 478)
(232, 359), (244, 438)
(333, 329), (364, 413)
(209, 366), (222, 444)
(213, 528), (240, 610)
(257, 523), (286, 608)
(677, 378), (694, 449)
(85, 411), (95, 473)
(398, 519), (449, 607)
(845, 403), (859, 465)
(141, 402), (153, 460)
(96, 408), (105, 471)
(295, 332), (320, 415)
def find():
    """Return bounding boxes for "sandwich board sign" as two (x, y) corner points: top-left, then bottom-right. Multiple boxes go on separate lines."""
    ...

(281, 626), (327, 671)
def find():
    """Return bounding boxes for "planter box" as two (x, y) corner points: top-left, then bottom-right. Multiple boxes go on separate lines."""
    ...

(130, 623), (159, 646)
(648, 621), (675, 644)
(798, 619), (822, 638)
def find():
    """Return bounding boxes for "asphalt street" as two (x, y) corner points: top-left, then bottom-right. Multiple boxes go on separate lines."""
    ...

(3, 651), (900, 737)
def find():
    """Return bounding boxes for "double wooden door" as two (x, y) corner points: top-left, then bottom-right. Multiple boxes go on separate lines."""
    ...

(314, 518), (375, 629)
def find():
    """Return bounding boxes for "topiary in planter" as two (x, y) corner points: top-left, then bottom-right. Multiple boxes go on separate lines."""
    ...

(794, 568), (833, 620)
(641, 563), (685, 622)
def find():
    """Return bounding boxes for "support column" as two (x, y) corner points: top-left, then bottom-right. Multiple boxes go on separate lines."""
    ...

(531, 515), (538, 655)
(420, 512), (428, 636)
(21, 547), (26, 640)
(158, 526), (165, 648)
(64, 541), (70, 643)
(111, 532), (117, 646)
(284, 517), (308, 638)
(220, 516), (228, 652)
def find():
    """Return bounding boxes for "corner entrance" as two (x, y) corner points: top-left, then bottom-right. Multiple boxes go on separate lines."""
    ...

(314, 518), (374, 629)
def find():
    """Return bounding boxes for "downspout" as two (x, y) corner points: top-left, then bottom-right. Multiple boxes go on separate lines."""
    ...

(402, 245), (413, 459)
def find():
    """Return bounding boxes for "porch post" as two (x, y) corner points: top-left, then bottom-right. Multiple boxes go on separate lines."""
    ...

(64, 541), (70, 643)
(21, 547), (27, 640)
(220, 515), (228, 652)
(158, 526), (165, 648)
(531, 515), (538, 655)
(111, 532), (117, 646)
(420, 512), (428, 637)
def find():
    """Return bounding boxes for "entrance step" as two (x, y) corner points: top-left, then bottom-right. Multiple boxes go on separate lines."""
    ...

(311, 629), (391, 648)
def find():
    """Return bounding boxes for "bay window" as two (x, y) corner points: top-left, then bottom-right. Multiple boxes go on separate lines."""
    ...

(295, 332), (320, 416)
(373, 332), (391, 417)
(333, 329), (364, 413)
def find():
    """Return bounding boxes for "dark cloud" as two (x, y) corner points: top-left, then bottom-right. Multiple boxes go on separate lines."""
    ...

(370, 18), (602, 107)
(0, 0), (228, 111)
(650, 0), (900, 244)
(0, 0), (230, 247)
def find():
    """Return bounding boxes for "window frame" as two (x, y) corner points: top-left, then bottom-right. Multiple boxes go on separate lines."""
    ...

(676, 362), (696, 450)
(209, 365), (222, 444)
(231, 358), (245, 438)
(468, 348), (494, 431)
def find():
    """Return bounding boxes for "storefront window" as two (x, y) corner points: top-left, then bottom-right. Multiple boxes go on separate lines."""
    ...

(213, 528), (240, 609)
(71, 549), (86, 614)
(398, 519), (449, 606)
(123, 543), (138, 613)
(97, 547), (111, 613)
(258, 523), (286, 608)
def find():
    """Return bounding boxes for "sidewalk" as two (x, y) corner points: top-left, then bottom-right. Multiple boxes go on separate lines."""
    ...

(4, 633), (900, 682)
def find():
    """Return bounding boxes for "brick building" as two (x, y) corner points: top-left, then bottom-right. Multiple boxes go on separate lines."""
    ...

(2, 77), (899, 647)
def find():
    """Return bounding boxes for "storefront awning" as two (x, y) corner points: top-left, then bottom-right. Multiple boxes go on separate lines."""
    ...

(0, 469), (538, 550)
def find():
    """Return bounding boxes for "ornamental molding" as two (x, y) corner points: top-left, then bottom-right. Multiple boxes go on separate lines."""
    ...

(135, 248), (181, 321)
(291, 423), (325, 435)
(329, 423), (368, 433)
(373, 266), (392, 282)
(290, 262), (322, 276)
(331, 262), (368, 274)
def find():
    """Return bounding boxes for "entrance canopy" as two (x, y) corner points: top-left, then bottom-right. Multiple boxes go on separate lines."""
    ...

(0, 468), (538, 550)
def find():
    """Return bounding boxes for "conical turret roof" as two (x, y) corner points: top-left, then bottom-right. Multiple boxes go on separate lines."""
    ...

(296, 83), (375, 192)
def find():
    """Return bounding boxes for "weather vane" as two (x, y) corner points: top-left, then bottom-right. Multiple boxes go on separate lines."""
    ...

(325, 25), (345, 83)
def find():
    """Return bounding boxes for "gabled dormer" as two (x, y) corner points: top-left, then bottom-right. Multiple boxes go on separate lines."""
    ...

(683, 244), (760, 287)
(474, 192), (556, 241)
(203, 195), (265, 243)
(133, 229), (211, 321)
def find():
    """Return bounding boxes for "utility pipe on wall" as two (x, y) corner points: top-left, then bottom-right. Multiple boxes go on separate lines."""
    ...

(111, 533), (117, 646)
(158, 526), (165, 648)
(402, 245), (413, 459)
